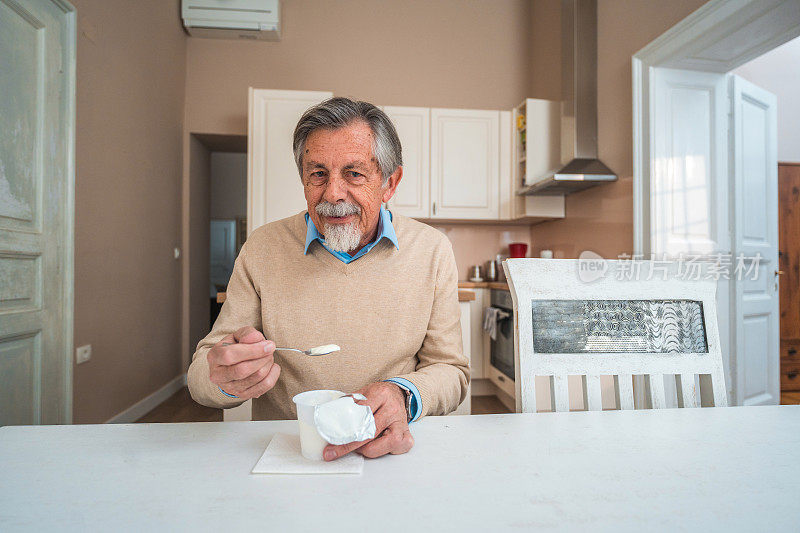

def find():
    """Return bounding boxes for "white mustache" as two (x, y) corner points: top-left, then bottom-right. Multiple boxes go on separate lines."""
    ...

(316, 201), (361, 217)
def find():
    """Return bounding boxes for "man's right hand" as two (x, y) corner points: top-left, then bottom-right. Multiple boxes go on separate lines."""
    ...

(207, 326), (281, 399)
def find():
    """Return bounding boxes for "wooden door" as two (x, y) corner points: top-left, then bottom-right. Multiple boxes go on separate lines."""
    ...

(382, 106), (430, 218)
(0, 0), (75, 425)
(779, 163), (800, 392)
(430, 109), (500, 220)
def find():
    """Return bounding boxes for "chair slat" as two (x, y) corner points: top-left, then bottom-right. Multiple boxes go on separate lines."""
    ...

(711, 368), (728, 407)
(648, 373), (666, 409)
(615, 374), (634, 410)
(552, 375), (570, 412)
(583, 375), (603, 411)
(679, 373), (698, 408)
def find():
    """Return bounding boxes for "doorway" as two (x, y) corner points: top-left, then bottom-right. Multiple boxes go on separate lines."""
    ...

(632, 0), (800, 406)
(181, 133), (246, 374)
(209, 152), (248, 328)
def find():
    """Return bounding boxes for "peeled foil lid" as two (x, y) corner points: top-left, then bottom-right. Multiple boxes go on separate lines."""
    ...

(313, 394), (376, 445)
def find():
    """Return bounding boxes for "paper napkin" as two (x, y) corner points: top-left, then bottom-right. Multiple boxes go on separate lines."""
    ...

(251, 433), (364, 475)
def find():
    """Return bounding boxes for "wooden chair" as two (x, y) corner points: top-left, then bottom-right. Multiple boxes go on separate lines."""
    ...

(503, 259), (728, 413)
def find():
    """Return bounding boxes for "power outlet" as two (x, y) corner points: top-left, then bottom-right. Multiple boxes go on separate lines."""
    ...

(76, 344), (92, 364)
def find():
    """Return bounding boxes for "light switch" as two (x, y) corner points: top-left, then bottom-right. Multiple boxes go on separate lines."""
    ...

(76, 345), (92, 364)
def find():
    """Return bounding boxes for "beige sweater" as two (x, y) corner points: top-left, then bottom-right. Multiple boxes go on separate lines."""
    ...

(187, 211), (469, 420)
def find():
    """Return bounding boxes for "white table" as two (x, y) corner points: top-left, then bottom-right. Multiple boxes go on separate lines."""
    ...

(2, 406), (799, 532)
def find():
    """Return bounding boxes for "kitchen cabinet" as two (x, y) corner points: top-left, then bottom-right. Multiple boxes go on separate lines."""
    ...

(507, 98), (565, 220)
(386, 103), (563, 222)
(514, 98), (562, 188)
(430, 108), (500, 219)
(232, 89), (333, 423)
(247, 88), (333, 232)
(467, 288), (488, 379)
(382, 106), (430, 218)
(247, 90), (562, 224)
(450, 301), (472, 415)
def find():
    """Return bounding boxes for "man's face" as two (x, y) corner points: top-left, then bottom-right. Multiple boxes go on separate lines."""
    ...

(302, 121), (401, 253)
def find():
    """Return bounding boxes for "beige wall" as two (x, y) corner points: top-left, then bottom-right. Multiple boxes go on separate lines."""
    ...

(529, 0), (708, 259)
(183, 0), (533, 135)
(734, 36), (800, 163)
(432, 224), (531, 280)
(72, 0), (187, 423)
(189, 137), (211, 356)
(210, 152), (247, 220)
(530, 0), (561, 101)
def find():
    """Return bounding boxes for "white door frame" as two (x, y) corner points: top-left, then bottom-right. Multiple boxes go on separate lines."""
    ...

(632, 0), (800, 406)
(633, 0), (800, 256)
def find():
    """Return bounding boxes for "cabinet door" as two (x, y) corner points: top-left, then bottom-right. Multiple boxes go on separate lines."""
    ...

(463, 288), (490, 379)
(248, 88), (333, 233)
(449, 300), (472, 415)
(431, 109), (500, 219)
(382, 106), (430, 218)
(522, 98), (561, 186)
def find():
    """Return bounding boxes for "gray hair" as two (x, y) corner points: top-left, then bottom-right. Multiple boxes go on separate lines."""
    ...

(293, 97), (402, 186)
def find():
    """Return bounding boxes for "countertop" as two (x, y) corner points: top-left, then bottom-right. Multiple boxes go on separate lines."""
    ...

(458, 281), (509, 290)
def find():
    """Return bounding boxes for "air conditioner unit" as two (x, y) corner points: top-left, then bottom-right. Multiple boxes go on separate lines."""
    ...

(182, 0), (281, 41)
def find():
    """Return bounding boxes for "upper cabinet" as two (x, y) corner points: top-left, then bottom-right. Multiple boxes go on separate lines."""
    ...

(382, 106), (430, 219)
(515, 98), (562, 188)
(430, 108), (500, 220)
(247, 88), (333, 232)
(509, 99), (565, 221)
(248, 89), (564, 225)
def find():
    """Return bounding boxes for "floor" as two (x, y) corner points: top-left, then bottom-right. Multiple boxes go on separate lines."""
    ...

(135, 388), (510, 423)
(136, 387), (799, 423)
(136, 387), (222, 423)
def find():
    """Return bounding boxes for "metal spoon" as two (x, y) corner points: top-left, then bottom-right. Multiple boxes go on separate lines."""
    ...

(276, 344), (340, 356)
(221, 342), (340, 356)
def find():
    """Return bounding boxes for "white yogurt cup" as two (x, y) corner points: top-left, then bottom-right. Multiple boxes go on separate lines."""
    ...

(292, 390), (344, 460)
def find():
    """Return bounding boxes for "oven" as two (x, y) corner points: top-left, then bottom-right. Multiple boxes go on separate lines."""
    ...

(489, 289), (515, 380)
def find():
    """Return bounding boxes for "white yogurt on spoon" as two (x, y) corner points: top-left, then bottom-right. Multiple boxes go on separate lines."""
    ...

(307, 344), (340, 356)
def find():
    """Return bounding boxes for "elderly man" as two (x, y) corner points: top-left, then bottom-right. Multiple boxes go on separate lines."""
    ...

(188, 97), (469, 461)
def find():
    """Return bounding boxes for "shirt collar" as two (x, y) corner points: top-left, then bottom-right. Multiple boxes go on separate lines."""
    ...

(304, 204), (399, 255)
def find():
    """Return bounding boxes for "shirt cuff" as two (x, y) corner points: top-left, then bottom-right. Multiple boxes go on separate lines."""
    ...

(384, 377), (422, 422)
(218, 386), (238, 399)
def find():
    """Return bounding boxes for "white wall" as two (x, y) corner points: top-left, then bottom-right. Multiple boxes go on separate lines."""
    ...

(210, 152), (247, 220)
(733, 37), (800, 163)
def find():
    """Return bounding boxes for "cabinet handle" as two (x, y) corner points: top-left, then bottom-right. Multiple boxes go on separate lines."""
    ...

(432, 202), (437, 216)
(497, 374), (505, 382)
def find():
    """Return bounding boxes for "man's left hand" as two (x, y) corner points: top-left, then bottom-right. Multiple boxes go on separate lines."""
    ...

(323, 382), (414, 461)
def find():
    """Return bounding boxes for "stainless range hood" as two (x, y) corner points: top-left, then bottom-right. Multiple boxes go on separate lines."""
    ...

(519, 0), (617, 196)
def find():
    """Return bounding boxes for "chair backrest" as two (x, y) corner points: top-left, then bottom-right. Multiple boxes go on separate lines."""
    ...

(503, 259), (727, 413)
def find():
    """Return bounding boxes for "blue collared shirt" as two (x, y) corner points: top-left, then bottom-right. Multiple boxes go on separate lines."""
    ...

(304, 204), (399, 262)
